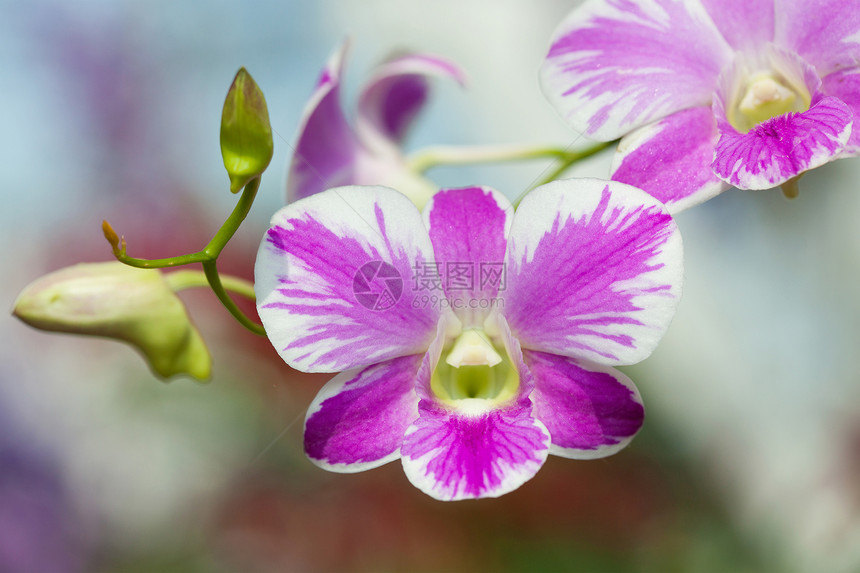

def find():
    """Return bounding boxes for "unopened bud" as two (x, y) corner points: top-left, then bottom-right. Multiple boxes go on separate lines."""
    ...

(220, 68), (273, 193)
(13, 262), (211, 381)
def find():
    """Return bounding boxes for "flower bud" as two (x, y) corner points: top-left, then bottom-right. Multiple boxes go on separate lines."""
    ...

(12, 262), (211, 381)
(220, 68), (274, 193)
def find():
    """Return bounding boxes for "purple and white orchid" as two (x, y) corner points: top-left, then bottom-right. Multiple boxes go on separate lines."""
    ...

(255, 179), (682, 500)
(286, 43), (466, 208)
(540, 0), (860, 212)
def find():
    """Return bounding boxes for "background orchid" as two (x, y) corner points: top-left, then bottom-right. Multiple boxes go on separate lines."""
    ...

(255, 181), (682, 500)
(541, 0), (860, 212)
(286, 42), (466, 208)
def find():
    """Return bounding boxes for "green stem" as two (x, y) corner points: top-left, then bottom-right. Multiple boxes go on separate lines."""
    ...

(407, 144), (577, 174)
(202, 261), (266, 336)
(107, 177), (265, 334)
(110, 178), (261, 269)
(204, 177), (260, 258)
(164, 270), (256, 300)
(512, 140), (616, 208)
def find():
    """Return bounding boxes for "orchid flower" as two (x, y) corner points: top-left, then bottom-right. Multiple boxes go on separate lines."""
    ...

(540, 0), (860, 212)
(286, 43), (466, 209)
(255, 180), (682, 500)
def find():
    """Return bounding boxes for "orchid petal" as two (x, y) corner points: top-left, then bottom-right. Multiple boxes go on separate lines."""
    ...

(286, 42), (361, 203)
(422, 187), (512, 327)
(255, 186), (440, 372)
(540, 0), (732, 140)
(822, 68), (860, 155)
(503, 179), (682, 366)
(303, 355), (422, 471)
(777, 0), (860, 77)
(700, 0), (774, 50)
(356, 53), (467, 152)
(712, 96), (853, 188)
(611, 106), (731, 214)
(400, 402), (550, 500)
(525, 350), (644, 459)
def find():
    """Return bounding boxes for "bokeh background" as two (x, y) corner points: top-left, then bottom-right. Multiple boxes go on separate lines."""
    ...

(4, 1), (860, 571)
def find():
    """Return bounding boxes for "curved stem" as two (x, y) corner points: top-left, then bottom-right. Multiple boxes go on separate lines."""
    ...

(164, 270), (256, 300)
(202, 261), (266, 336)
(407, 144), (571, 173)
(204, 177), (260, 258)
(106, 177), (265, 334)
(512, 140), (616, 208)
(109, 248), (209, 269)
(531, 141), (614, 189)
(108, 177), (261, 269)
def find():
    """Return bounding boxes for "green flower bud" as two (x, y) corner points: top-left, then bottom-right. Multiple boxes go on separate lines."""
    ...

(220, 68), (274, 193)
(13, 262), (211, 381)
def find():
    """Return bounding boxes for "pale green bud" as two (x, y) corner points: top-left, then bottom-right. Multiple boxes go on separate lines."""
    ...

(13, 262), (211, 381)
(220, 68), (274, 193)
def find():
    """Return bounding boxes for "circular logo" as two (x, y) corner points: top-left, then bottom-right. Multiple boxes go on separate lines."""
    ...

(352, 261), (403, 311)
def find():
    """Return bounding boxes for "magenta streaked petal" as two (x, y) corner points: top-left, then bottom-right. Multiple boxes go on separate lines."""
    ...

(525, 350), (644, 459)
(503, 179), (683, 366)
(286, 42), (362, 203)
(611, 107), (730, 214)
(400, 403), (550, 501)
(822, 68), (860, 155)
(700, 0), (774, 50)
(255, 186), (440, 373)
(356, 53), (467, 152)
(777, 0), (860, 76)
(712, 96), (853, 188)
(422, 187), (512, 327)
(304, 355), (422, 471)
(540, 0), (731, 140)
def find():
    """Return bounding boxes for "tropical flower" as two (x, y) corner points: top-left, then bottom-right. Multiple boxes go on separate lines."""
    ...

(286, 42), (466, 209)
(255, 179), (682, 500)
(540, 0), (860, 212)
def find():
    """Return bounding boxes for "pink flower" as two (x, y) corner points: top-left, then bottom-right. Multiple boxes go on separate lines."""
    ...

(255, 180), (682, 500)
(541, 0), (860, 211)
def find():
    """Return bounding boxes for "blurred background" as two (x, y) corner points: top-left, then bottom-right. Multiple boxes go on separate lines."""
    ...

(4, 0), (860, 571)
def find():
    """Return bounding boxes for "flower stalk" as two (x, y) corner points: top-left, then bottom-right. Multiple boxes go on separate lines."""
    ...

(104, 177), (265, 336)
(164, 269), (256, 299)
(526, 140), (614, 190)
(406, 141), (613, 175)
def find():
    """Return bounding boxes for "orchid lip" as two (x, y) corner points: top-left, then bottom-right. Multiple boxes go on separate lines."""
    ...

(430, 328), (519, 412)
(721, 47), (815, 135)
(728, 72), (809, 133)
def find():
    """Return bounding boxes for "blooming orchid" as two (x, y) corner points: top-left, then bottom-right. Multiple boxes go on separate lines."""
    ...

(286, 43), (466, 209)
(540, 0), (860, 212)
(255, 180), (682, 500)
